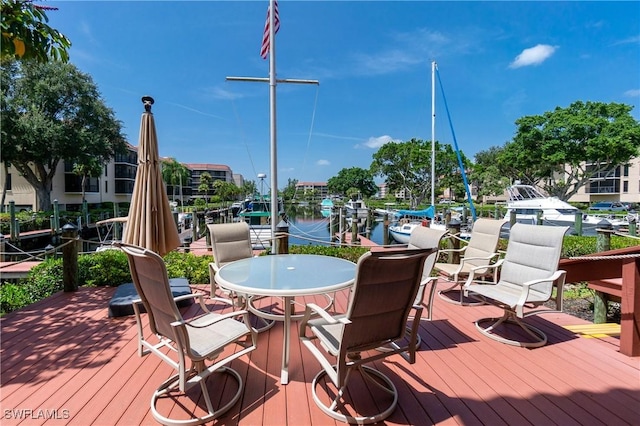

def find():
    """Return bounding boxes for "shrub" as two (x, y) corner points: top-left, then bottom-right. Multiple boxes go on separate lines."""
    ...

(163, 251), (211, 284)
(78, 249), (131, 287)
(289, 244), (369, 263)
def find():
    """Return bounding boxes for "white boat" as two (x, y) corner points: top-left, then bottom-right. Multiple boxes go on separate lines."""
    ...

(344, 199), (369, 218)
(388, 206), (453, 244)
(503, 183), (626, 234)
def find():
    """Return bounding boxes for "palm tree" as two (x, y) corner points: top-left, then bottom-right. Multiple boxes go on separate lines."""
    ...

(72, 159), (103, 203)
(162, 158), (190, 208)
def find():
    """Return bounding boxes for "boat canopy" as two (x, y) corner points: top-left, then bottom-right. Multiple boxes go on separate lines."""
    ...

(396, 206), (435, 218)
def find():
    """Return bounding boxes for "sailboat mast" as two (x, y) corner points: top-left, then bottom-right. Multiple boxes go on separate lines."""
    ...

(268, 0), (278, 240)
(431, 61), (436, 208)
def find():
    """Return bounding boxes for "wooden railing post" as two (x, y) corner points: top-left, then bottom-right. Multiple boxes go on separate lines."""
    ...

(62, 224), (79, 292)
(275, 217), (289, 254)
(447, 219), (461, 264)
(574, 211), (583, 236)
(620, 258), (640, 356)
(351, 212), (359, 245)
(383, 213), (390, 246)
(593, 220), (614, 323)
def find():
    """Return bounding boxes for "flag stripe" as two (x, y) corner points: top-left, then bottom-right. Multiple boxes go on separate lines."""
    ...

(260, 1), (280, 59)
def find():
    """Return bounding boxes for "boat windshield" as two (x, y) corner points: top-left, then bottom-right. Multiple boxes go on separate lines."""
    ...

(507, 185), (547, 201)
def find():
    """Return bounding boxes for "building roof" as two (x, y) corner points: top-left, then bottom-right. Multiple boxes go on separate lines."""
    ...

(183, 163), (231, 172)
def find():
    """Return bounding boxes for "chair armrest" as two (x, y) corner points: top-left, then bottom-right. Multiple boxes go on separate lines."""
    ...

(516, 270), (567, 316)
(173, 309), (251, 329)
(463, 259), (504, 290)
(303, 303), (350, 325)
(438, 245), (468, 255)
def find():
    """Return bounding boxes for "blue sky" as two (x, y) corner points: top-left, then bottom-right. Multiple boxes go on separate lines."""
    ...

(48, 1), (640, 188)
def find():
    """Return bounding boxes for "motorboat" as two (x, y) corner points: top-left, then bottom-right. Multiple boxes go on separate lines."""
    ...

(503, 183), (626, 234)
(343, 198), (369, 218)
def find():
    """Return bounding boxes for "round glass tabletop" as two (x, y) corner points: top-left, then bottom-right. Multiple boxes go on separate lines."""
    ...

(216, 254), (356, 296)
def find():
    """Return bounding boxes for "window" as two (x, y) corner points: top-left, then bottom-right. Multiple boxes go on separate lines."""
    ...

(623, 181), (628, 193)
(5, 173), (11, 191)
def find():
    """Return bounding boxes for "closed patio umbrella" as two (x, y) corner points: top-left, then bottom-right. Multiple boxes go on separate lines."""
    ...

(122, 96), (181, 256)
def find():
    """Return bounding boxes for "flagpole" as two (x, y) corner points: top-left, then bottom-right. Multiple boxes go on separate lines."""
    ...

(268, 0), (278, 242)
(225, 0), (318, 253)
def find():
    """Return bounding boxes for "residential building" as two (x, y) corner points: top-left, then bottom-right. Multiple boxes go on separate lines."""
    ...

(1, 143), (138, 212)
(569, 157), (640, 204)
(183, 163), (234, 201)
(295, 182), (329, 199)
(0, 149), (246, 212)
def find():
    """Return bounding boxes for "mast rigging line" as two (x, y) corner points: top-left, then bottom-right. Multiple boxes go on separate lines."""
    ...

(434, 66), (477, 222)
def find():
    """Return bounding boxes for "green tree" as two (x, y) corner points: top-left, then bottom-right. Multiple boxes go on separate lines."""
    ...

(370, 138), (459, 208)
(473, 146), (512, 200)
(198, 172), (213, 203)
(1, 0), (71, 62)
(242, 180), (257, 199)
(327, 167), (377, 199)
(437, 143), (472, 202)
(72, 158), (102, 203)
(162, 158), (190, 206)
(500, 101), (640, 201)
(281, 178), (298, 201)
(213, 180), (239, 206)
(1, 59), (126, 210)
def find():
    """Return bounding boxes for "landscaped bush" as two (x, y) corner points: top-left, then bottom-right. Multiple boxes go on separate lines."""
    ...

(289, 244), (369, 263)
(78, 249), (131, 287)
(0, 250), (210, 315)
(163, 251), (211, 284)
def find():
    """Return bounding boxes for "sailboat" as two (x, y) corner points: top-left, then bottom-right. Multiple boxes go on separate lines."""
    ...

(226, 0), (318, 251)
(388, 61), (476, 244)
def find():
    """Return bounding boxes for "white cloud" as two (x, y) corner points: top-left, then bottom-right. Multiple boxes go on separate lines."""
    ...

(624, 89), (640, 98)
(359, 135), (395, 149)
(509, 44), (558, 69)
(317, 159), (330, 166)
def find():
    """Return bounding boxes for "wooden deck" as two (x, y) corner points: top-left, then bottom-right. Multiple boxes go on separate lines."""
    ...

(1, 282), (638, 425)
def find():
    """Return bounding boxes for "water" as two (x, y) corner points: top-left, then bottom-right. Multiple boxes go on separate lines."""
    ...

(284, 209), (387, 246)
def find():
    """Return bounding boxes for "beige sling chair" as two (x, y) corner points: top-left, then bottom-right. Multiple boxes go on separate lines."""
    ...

(435, 218), (506, 305)
(463, 223), (568, 348)
(299, 248), (436, 424)
(208, 222), (276, 332)
(118, 243), (257, 426)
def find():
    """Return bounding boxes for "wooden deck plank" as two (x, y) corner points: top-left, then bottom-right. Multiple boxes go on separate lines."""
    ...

(1, 282), (639, 426)
(435, 292), (635, 425)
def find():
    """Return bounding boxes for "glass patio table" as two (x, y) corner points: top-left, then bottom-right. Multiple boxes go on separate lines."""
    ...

(215, 254), (356, 384)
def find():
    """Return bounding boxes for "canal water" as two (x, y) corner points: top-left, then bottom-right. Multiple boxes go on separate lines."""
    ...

(284, 209), (387, 246)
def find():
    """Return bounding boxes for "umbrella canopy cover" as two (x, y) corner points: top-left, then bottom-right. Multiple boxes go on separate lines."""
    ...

(122, 97), (181, 256)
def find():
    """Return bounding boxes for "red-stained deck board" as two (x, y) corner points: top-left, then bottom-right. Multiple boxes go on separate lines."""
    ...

(1, 282), (639, 426)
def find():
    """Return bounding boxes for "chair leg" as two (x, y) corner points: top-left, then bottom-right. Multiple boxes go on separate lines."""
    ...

(438, 281), (485, 306)
(311, 365), (398, 425)
(150, 366), (243, 426)
(475, 311), (548, 348)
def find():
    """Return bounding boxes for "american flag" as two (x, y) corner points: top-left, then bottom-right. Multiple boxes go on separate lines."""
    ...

(260, 0), (280, 59)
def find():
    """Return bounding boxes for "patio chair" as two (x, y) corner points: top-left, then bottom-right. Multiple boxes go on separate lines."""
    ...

(407, 226), (449, 321)
(118, 243), (257, 426)
(435, 218), (506, 305)
(208, 222), (275, 331)
(463, 223), (568, 348)
(299, 248), (436, 424)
